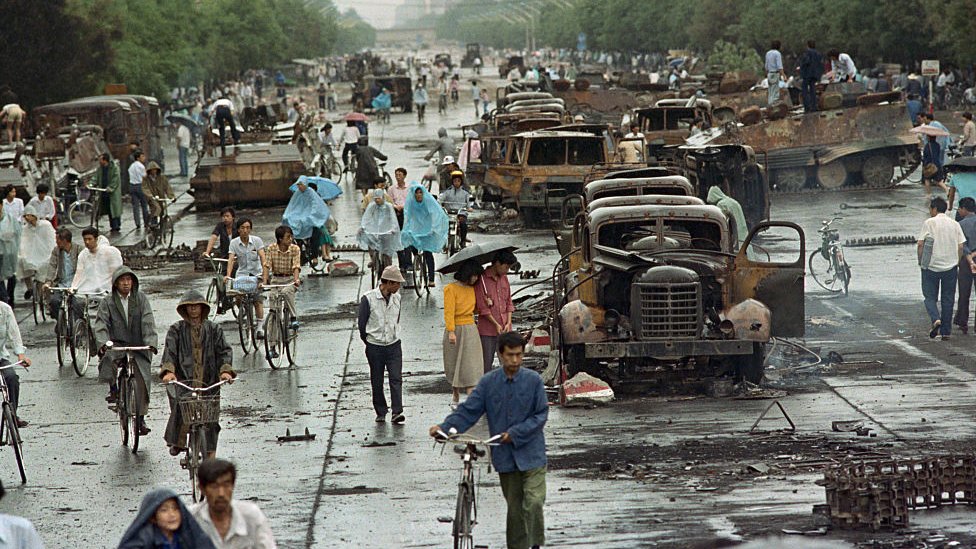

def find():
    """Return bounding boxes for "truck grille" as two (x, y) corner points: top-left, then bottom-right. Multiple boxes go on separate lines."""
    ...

(638, 282), (701, 339)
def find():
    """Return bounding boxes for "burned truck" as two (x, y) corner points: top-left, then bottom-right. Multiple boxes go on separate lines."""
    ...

(552, 200), (804, 388)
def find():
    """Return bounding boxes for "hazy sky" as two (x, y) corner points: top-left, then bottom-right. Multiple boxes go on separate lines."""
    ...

(335, 0), (402, 29)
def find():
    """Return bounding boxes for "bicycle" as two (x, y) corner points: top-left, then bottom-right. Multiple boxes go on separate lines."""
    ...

(0, 361), (28, 484)
(368, 249), (392, 289)
(342, 153), (358, 185)
(68, 184), (107, 229)
(446, 211), (465, 256)
(262, 283), (298, 369)
(433, 429), (502, 549)
(103, 341), (156, 454)
(297, 238), (328, 276)
(227, 277), (260, 354)
(145, 196), (176, 250)
(377, 107), (391, 124)
(204, 257), (237, 320)
(50, 287), (77, 371)
(438, 94), (448, 115)
(30, 279), (47, 325)
(809, 217), (851, 295)
(411, 248), (431, 297)
(168, 379), (230, 502)
(320, 144), (342, 179)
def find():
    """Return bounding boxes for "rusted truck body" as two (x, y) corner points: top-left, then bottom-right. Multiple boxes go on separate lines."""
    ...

(718, 101), (920, 191)
(552, 88), (647, 124)
(190, 144), (306, 210)
(632, 99), (716, 146)
(551, 201), (805, 387)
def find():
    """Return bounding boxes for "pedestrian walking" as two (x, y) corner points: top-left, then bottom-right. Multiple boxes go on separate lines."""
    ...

(471, 80), (481, 117)
(764, 40), (785, 106)
(948, 162), (976, 217)
(444, 260), (485, 408)
(357, 265), (405, 424)
(189, 459), (277, 548)
(127, 150), (151, 229)
(118, 487), (216, 549)
(327, 83), (337, 111)
(429, 332), (548, 549)
(480, 88), (490, 115)
(922, 134), (946, 197)
(798, 40), (824, 113)
(918, 197), (966, 340)
(961, 112), (975, 157)
(176, 123), (192, 178)
(475, 251), (517, 373)
(920, 113), (953, 166)
(0, 481), (44, 547)
(354, 137), (388, 196)
(954, 197), (976, 334)
(317, 82), (327, 110)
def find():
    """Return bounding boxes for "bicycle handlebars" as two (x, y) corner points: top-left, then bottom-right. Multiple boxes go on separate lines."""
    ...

(0, 361), (28, 371)
(104, 341), (157, 353)
(434, 429), (503, 446)
(167, 379), (231, 392)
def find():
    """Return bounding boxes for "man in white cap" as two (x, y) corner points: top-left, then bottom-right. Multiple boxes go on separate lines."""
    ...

(357, 265), (406, 424)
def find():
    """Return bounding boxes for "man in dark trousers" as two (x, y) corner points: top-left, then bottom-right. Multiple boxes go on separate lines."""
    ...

(798, 40), (824, 113)
(358, 265), (405, 424)
(429, 332), (548, 549)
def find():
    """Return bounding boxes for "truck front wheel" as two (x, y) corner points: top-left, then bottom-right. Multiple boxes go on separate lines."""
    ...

(737, 342), (767, 384)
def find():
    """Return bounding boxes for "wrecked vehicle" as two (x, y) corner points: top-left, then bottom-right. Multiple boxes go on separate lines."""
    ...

(499, 56), (526, 79)
(460, 43), (481, 68)
(632, 98), (722, 147)
(353, 75), (413, 113)
(190, 144), (307, 210)
(551, 201), (805, 388)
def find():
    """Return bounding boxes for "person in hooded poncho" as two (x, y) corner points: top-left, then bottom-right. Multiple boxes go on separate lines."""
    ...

(0, 198), (22, 305)
(358, 189), (402, 268)
(17, 204), (55, 293)
(117, 487), (216, 549)
(160, 290), (235, 457)
(283, 179), (335, 265)
(706, 186), (749, 251)
(399, 184), (448, 284)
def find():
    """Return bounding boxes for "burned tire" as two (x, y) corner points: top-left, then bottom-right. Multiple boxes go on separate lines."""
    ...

(774, 168), (806, 192)
(861, 155), (895, 188)
(738, 342), (766, 384)
(816, 161), (848, 189)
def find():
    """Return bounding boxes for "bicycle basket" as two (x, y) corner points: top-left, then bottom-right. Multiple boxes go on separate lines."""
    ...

(231, 276), (259, 293)
(178, 395), (221, 426)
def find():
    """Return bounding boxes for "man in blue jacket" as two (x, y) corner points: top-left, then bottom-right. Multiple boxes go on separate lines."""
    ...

(429, 331), (548, 549)
(798, 40), (824, 113)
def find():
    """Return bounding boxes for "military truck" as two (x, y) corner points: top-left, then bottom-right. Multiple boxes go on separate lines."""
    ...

(551, 200), (805, 388)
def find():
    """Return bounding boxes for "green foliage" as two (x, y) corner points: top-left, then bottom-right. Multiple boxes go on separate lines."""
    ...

(707, 40), (763, 74)
(336, 9), (377, 53)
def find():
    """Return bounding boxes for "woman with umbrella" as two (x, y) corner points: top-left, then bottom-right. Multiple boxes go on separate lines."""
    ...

(915, 124), (951, 196)
(442, 259), (485, 408)
(400, 184), (449, 284)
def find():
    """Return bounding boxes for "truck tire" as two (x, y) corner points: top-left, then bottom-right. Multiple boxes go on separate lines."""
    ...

(738, 342), (766, 384)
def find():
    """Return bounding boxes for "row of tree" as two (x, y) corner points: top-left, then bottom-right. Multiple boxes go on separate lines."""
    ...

(438, 0), (976, 71)
(1, 0), (375, 109)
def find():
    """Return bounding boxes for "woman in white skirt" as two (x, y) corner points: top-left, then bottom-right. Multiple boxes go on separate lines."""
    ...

(443, 260), (485, 407)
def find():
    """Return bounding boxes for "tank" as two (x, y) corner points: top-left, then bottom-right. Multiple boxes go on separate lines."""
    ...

(189, 144), (306, 210)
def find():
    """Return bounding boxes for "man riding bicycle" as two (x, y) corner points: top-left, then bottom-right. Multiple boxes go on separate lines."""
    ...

(160, 290), (235, 458)
(43, 227), (82, 319)
(0, 299), (31, 428)
(93, 267), (157, 435)
(225, 218), (268, 339)
(143, 161), (175, 227)
(72, 227), (123, 296)
(263, 225), (301, 360)
(439, 171), (472, 248)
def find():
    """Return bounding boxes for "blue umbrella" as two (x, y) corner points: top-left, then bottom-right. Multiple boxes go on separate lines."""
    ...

(291, 176), (342, 201)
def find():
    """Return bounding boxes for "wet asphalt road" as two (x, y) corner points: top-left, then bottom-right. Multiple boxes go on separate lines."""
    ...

(3, 68), (976, 548)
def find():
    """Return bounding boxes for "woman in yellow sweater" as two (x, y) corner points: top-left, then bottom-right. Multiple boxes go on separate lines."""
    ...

(443, 260), (485, 407)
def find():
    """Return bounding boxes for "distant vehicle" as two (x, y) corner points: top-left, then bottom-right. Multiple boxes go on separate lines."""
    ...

(434, 53), (453, 70)
(353, 75), (413, 113)
(499, 56), (526, 79)
(460, 44), (481, 68)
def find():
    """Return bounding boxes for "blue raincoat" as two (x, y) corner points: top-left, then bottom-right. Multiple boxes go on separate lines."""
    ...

(371, 91), (392, 111)
(117, 487), (216, 549)
(283, 183), (332, 240)
(358, 190), (402, 258)
(401, 183), (449, 253)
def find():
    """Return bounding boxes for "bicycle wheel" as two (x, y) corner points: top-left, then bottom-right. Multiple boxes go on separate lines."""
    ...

(206, 279), (219, 319)
(809, 250), (843, 293)
(264, 310), (284, 369)
(284, 307), (298, 366)
(68, 201), (94, 229)
(453, 482), (475, 549)
(2, 403), (26, 484)
(126, 375), (140, 453)
(118, 374), (130, 447)
(237, 300), (254, 354)
(145, 224), (159, 249)
(191, 428), (209, 502)
(56, 308), (70, 368)
(412, 253), (424, 297)
(72, 318), (91, 376)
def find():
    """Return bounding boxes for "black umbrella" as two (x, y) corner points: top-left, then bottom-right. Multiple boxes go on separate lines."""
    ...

(946, 156), (976, 172)
(166, 113), (199, 129)
(436, 242), (519, 274)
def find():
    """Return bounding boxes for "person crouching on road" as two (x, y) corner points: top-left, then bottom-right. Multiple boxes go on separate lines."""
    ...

(357, 265), (405, 424)
(94, 266), (157, 435)
(476, 250), (517, 373)
(429, 332), (548, 549)
(918, 197), (966, 340)
(160, 290), (235, 457)
(444, 260), (485, 408)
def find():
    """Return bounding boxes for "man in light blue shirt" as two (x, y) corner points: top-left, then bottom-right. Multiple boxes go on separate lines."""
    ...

(430, 332), (548, 549)
(954, 197), (976, 334)
(0, 481), (44, 548)
(764, 40), (785, 106)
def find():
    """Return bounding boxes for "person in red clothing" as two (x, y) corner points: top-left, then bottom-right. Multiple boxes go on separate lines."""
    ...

(475, 250), (517, 373)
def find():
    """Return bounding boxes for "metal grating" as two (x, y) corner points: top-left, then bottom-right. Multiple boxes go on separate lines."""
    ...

(638, 282), (700, 339)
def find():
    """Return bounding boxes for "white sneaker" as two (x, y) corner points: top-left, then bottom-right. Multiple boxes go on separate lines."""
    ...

(255, 323), (265, 339)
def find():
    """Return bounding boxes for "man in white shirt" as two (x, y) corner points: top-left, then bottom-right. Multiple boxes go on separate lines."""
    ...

(357, 265), (405, 423)
(961, 112), (976, 157)
(71, 227), (123, 296)
(0, 481), (43, 547)
(127, 150), (150, 229)
(623, 123), (644, 140)
(212, 97), (241, 145)
(26, 183), (56, 222)
(0, 301), (31, 428)
(828, 49), (857, 83)
(190, 459), (277, 549)
(176, 123), (192, 177)
(918, 197), (967, 339)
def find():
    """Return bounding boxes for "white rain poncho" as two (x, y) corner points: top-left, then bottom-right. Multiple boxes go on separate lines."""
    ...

(17, 204), (56, 280)
(0, 203), (22, 280)
(357, 189), (402, 258)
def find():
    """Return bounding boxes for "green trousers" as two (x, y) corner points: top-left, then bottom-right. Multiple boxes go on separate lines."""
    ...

(498, 466), (546, 549)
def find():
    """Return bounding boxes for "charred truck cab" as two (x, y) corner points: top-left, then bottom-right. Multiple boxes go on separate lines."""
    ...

(553, 201), (804, 389)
